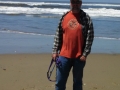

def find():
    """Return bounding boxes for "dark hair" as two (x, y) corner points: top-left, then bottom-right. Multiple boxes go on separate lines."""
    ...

(70, 0), (82, 4)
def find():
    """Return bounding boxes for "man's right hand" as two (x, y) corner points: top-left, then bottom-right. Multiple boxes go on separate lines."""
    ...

(52, 53), (59, 61)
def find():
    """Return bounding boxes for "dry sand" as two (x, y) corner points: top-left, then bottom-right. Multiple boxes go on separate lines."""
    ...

(0, 53), (120, 90)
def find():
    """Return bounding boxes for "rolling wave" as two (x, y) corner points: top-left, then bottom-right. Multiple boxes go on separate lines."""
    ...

(0, 1), (69, 8)
(85, 8), (120, 17)
(1, 1), (120, 7)
(0, 6), (120, 17)
(83, 3), (120, 7)
(0, 6), (68, 15)
(0, 1), (120, 17)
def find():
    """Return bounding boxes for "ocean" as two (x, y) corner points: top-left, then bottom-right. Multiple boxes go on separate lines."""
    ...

(0, 0), (120, 54)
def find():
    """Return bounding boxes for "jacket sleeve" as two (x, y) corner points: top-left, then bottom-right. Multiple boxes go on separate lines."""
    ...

(52, 17), (63, 54)
(82, 15), (94, 57)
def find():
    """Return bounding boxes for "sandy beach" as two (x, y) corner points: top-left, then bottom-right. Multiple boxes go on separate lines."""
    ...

(0, 53), (120, 90)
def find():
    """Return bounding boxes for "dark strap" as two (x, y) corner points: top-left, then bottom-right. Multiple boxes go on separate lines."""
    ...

(47, 59), (56, 82)
(47, 57), (62, 82)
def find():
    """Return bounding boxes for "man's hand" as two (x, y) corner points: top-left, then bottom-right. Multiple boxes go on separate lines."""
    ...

(52, 53), (59, 61)
(80, 55), (86, 61)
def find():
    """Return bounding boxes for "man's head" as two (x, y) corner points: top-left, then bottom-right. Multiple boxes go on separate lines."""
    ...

(70, 0), (82, 13)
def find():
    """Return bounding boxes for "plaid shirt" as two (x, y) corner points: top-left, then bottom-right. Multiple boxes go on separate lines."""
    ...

(52, 9), (94, 57)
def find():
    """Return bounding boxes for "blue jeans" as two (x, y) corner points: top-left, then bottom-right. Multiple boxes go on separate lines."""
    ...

(55, 56), (86, 90)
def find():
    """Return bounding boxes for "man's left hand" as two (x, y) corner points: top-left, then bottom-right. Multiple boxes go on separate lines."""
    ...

(80, 56), (86, 61)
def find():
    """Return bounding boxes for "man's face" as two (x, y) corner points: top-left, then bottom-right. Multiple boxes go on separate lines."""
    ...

(70, 0), (82, 13)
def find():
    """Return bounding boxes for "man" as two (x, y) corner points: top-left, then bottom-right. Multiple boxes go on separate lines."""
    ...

(52, 0), (94, 90)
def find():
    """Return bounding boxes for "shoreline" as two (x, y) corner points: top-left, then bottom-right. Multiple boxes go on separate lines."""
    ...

(0, 33), (120, 54)
(0, 53), (120, 90)
(0, 52), (120, 55)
